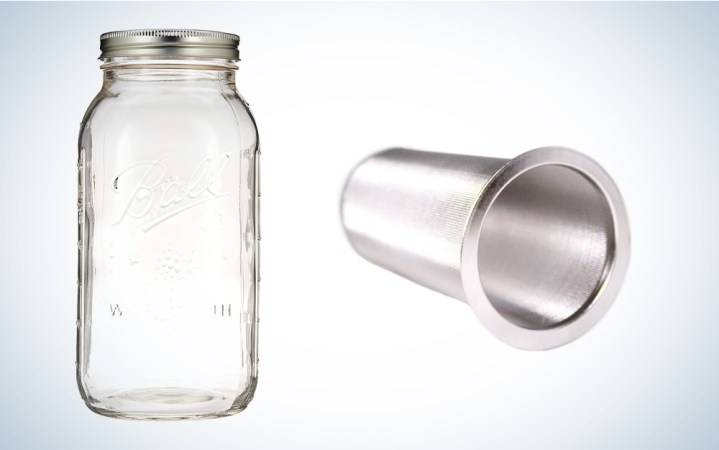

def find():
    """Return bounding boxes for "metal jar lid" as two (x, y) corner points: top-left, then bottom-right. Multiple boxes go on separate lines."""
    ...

(100, 29), (240, 60)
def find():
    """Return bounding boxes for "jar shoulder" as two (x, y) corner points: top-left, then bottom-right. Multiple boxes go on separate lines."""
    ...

(80, 85), (258, 147)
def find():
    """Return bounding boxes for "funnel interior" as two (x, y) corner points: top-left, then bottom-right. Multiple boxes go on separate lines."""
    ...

(477, 164), (615, 330)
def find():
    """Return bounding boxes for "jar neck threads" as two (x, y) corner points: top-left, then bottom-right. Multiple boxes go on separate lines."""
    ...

(101, 57), (238, 84)
(101, 57), (238, 71)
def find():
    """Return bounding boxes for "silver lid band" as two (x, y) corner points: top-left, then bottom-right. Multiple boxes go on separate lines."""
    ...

(100, 29), (240, 60)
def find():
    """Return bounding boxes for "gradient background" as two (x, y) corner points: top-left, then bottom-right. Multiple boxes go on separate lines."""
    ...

(1, 2), (718, 449)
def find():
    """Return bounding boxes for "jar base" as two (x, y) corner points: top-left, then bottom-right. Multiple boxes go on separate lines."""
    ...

(84, 387), (250, 420)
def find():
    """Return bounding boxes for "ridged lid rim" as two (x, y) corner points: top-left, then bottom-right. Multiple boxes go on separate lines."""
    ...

(100, 29), (240, 60)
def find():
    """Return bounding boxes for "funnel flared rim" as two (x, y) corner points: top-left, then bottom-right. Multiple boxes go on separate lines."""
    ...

(460, 146), (630, 350)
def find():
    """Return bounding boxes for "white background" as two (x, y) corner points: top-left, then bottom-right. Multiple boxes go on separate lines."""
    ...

(1, 2), (718, 449)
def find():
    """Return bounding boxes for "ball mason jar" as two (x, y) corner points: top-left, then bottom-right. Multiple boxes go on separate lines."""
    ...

(76, 30), (260, 419)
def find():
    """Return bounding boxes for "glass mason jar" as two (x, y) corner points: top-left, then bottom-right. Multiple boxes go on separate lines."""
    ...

(76, 30), (260, 419)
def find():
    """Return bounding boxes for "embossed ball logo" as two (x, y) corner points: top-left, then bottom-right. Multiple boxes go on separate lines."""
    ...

(112, 152), (231, 231)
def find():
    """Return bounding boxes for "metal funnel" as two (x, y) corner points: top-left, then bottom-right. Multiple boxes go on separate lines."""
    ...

(341, 147), (629, 350)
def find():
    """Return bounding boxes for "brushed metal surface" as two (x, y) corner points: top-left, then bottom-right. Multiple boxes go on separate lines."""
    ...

(341, 147), (630, 350)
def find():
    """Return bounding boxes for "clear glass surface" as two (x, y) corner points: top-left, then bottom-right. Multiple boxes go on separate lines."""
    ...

(76, 57), (259, 419)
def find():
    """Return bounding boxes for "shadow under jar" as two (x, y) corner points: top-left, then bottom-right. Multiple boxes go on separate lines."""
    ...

(76, 30), (260, 420)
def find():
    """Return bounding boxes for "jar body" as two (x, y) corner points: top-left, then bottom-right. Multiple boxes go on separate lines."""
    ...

(76, 61), (259, 419)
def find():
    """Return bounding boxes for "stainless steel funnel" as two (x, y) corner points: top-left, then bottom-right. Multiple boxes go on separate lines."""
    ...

(340, 147), (629, 350)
